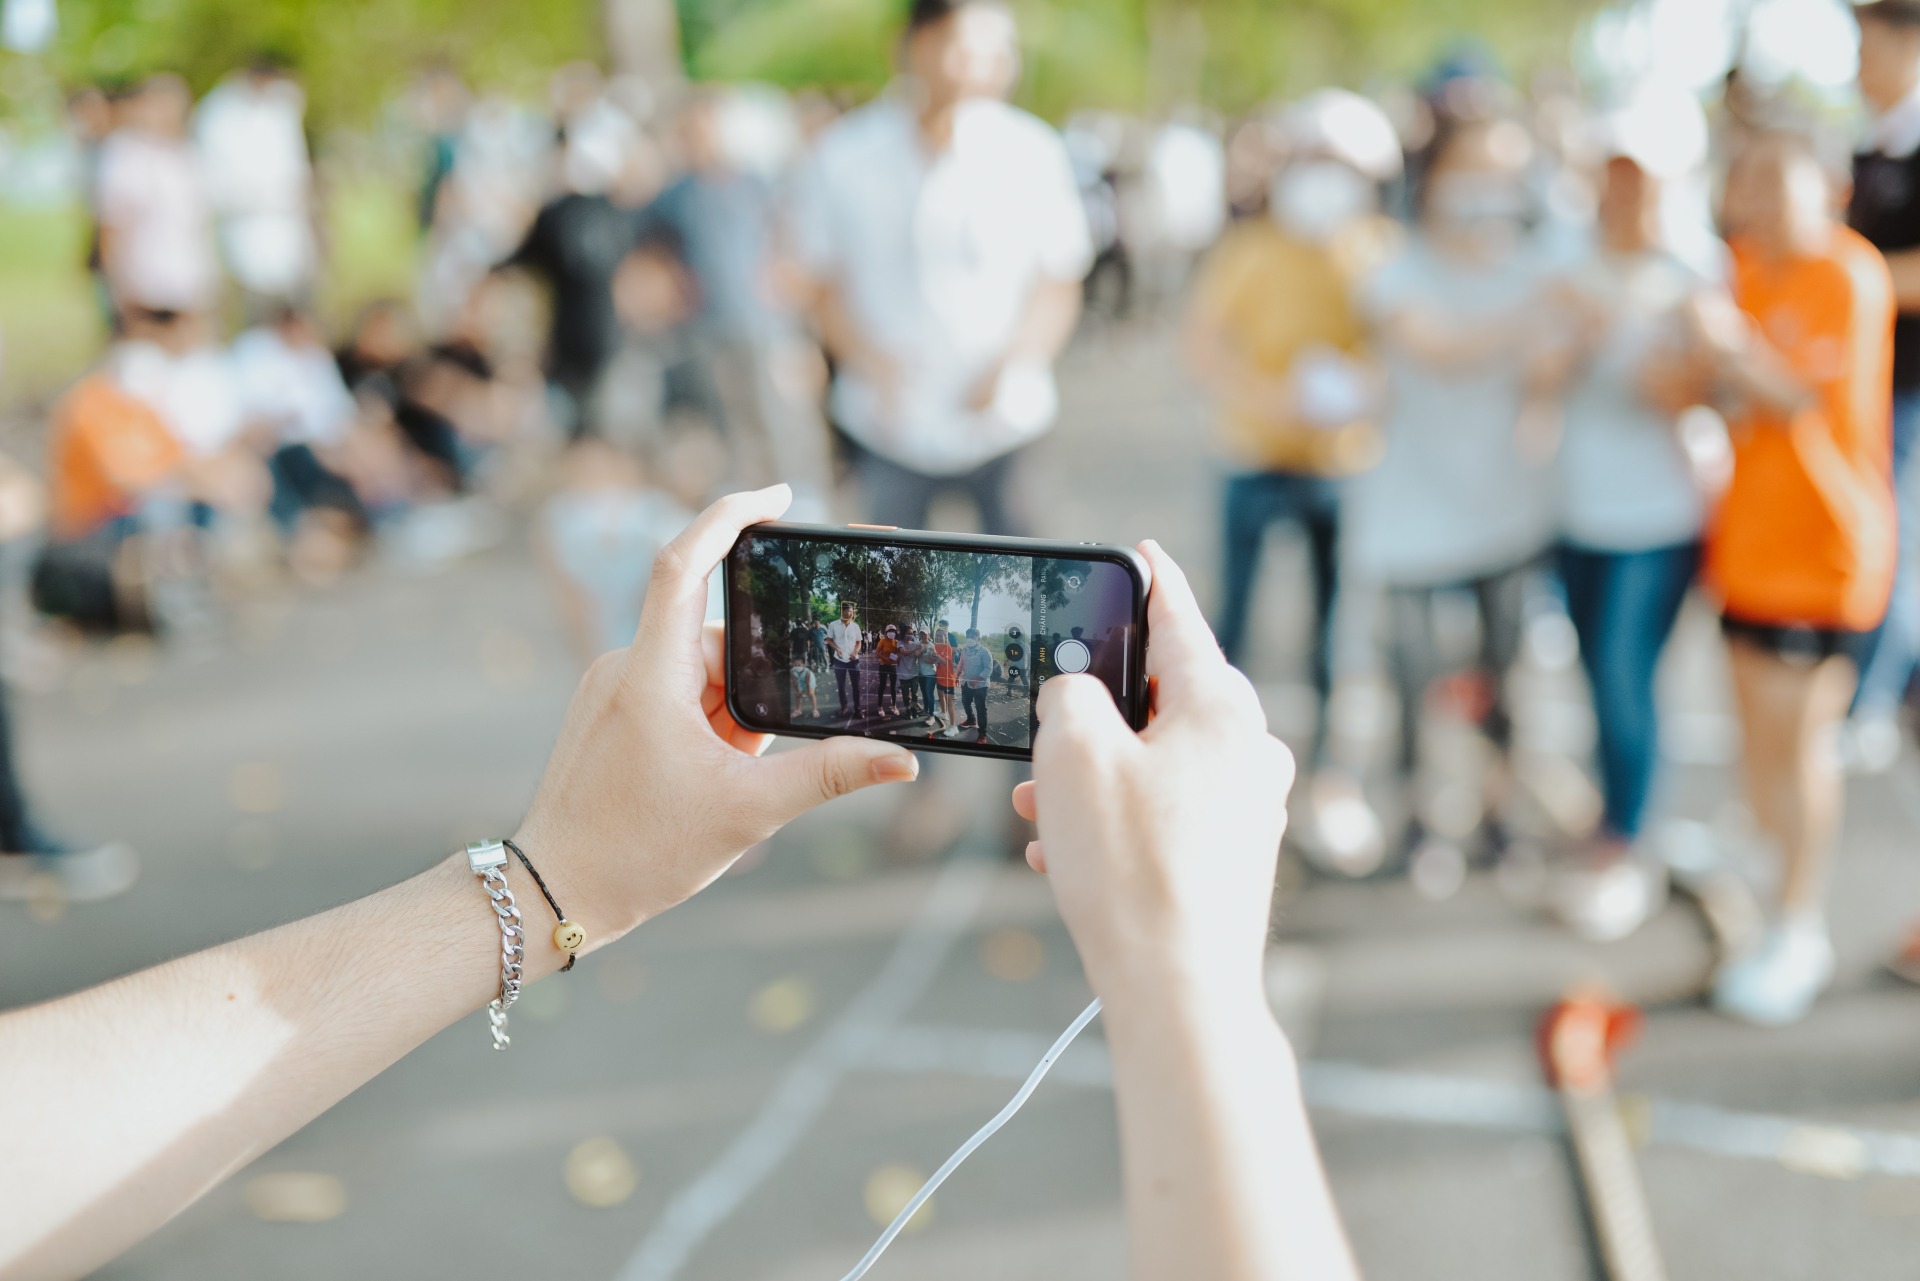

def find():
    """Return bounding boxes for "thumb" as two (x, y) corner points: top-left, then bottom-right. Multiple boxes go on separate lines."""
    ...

(752, 737), (921, 829)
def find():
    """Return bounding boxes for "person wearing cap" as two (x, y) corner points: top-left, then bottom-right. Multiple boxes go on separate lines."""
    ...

(1531, 87), (1718, 942)
(1184, 88), (1399, 878)
(1846, 0), (1920, 773)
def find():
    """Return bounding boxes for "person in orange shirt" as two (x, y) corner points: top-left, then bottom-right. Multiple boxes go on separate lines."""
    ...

(35, 362), (187, 633)
(931, 622), (959, 736)
(1686, 133), (1896, 1024)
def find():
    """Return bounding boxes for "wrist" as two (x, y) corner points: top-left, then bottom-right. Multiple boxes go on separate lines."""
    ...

(1093, 951), (1279, 1050)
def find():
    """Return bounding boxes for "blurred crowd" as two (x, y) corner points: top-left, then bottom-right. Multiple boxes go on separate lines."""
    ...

(6, 0), (1920, 1033)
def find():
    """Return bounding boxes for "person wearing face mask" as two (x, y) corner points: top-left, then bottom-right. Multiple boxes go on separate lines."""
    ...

(1527, 88), (1720, 941)
(1184, 89), (1402, 876)
(1351, 111), (1561, 876)
(788, 0), (1093, 534)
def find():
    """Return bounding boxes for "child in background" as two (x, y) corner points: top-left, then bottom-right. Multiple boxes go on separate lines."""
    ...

(538, 437), (696, 665)
(789, 646), (821, 719)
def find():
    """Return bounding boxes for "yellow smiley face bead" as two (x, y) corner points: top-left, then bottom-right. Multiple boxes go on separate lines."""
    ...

(553, 921), (586, 953)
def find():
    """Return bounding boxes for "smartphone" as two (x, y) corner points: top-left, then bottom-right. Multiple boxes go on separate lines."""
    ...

(724, 522), (1151, 760)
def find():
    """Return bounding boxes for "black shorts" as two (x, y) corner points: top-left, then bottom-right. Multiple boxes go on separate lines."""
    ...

(1720, 612), (1873, 668)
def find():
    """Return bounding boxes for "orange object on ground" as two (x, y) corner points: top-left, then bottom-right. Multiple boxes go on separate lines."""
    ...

(1704, 228), (1896, 632)
(1539, 990), (1666, 1281)
(47, 372), (184, 540)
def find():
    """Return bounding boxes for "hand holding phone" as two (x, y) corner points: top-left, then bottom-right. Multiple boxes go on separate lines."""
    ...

(1011, 540), (1293, 1007)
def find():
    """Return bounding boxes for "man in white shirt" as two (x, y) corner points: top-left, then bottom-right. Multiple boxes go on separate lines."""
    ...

(195, 59), (317, 307)
(826, 600), (866, 721)
(95, 75), (219, 321)
(789, 0), (1093, 533)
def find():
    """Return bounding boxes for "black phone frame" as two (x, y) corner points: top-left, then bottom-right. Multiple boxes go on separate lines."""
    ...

(723, 521), (1152, 763)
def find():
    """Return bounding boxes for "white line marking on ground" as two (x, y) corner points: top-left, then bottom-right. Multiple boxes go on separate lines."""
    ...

(866, 1025), (1920, 1180)
(616, 850), (997, 1281)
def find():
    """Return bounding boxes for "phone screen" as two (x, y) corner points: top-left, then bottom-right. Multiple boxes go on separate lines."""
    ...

(727, 532), (1141, 754)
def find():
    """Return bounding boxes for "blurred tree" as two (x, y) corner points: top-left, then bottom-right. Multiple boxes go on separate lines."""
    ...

(32, 0), (599, 131)
(8, 0), (1588, 132)
(687, 0), (1590, 118)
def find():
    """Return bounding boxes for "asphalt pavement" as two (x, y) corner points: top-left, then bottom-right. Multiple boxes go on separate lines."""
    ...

(4, 322), (1920, 1279)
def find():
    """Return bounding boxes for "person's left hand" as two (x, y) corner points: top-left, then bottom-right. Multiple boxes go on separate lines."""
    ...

(512, 486), (919, 955)
(966, 359), (1005, 413)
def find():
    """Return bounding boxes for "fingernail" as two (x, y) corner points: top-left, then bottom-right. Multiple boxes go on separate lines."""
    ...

(871, 752), (919, 783)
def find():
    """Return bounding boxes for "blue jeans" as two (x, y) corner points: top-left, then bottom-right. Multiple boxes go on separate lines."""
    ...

(1558, 540), (1700, 841)
(1215, 470), (1341, 767)
(1853, 388), (1920, 717)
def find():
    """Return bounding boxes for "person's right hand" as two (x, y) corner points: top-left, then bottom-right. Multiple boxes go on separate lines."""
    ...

(1011, 542), (1294, 1013)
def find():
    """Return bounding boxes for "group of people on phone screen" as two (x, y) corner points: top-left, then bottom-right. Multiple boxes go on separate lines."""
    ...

(788, 603), (1002, 745)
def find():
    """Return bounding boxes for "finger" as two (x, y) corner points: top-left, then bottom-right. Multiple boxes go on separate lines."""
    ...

(1010, 779), (1038, 823)
(635, 486), (792, 676)
(1033, 673), (1133, 759)
(703, 619), (725, 689)
(751, 736), (919, 829)
(1025, 840), (1048, 874)
(1136, 540), (1229, 687)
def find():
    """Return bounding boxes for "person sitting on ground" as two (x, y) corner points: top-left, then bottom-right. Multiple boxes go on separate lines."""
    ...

(0, 486), (1356, 1281)
(231, 308), (403, 582)
(36, 310), (262, 634)
(789, 639), (822, 720)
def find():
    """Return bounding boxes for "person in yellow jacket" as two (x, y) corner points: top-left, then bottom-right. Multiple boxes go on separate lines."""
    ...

(1184, 89), (1400, 875)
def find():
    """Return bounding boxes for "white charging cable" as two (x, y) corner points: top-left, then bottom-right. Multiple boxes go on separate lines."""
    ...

(836, 996), (1105, 1281)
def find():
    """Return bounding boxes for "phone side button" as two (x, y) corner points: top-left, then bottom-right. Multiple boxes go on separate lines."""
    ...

(847, 523), (898, 530)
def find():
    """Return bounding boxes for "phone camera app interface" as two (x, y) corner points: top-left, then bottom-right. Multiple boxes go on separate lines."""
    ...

(729, 536), (1136, 752)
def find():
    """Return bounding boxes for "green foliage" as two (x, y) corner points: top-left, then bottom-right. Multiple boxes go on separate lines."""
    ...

(7, 0), (1587, 132)
(686, 0), (1589, 118)
(28, 0), (601, 131)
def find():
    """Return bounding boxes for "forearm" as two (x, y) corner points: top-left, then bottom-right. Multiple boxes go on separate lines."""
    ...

(1712, 342), (1815, 416)
(1103, 975), (1359, 1281)
(1005, 276), (1083, 366)
(0, 852), (538, 1280)
(807, 280), (886, 374)
(1886, 248), (1920, 312)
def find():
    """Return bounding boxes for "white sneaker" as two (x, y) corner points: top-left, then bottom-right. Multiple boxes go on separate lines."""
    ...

(0, 842), (139, 905)
(1842, 714), (1903, 775)
(1713, 919), (1836, 1026)
(1552, 857), (1668, 943)
(1297, 791), (1387, 878)
(941, 725), (959, 739)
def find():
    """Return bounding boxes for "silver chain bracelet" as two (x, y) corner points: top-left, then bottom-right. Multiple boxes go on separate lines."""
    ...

(466, 840), (525, 1050)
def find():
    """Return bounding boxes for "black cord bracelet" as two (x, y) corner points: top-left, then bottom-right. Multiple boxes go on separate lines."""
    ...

(502, 837), (582, 971)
